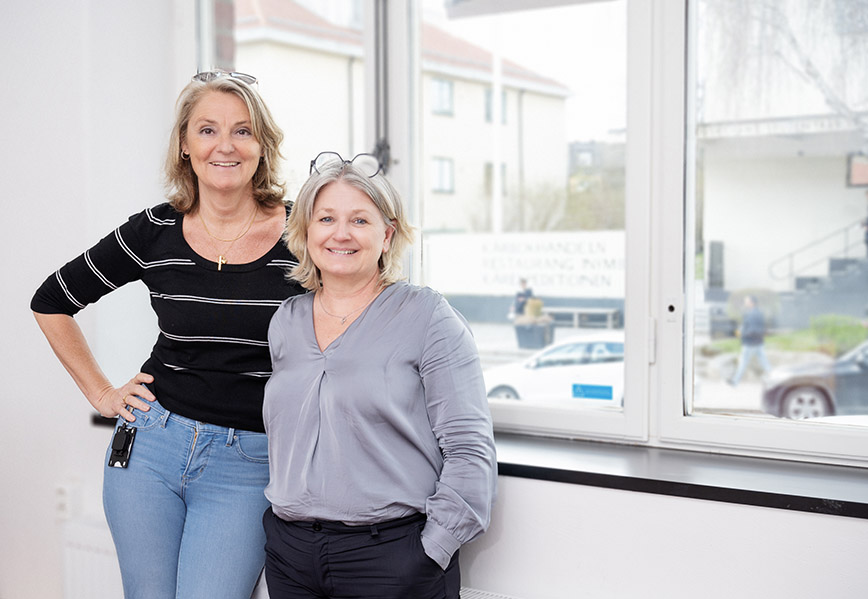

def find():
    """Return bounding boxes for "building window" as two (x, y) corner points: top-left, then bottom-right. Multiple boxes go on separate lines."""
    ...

(431, 78), (454, 115)
(431, 157), (455, 193)
(485, 88), (507, 123)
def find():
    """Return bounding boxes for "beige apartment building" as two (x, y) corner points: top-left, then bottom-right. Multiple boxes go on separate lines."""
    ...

(234, 0), (569, 233)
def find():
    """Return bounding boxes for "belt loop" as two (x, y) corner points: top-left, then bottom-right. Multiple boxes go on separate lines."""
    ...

(160, 408), (171, 428)
(226, 428), (236, 446)
(370, 524), (379, 537)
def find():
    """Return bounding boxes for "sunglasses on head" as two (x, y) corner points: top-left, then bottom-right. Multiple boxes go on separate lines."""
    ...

(192, 71), (258, 86)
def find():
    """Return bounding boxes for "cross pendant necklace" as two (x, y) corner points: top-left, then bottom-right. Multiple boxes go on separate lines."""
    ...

(200, 207), (258, 272)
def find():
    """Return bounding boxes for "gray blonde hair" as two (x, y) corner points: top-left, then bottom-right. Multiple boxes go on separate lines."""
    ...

(164, 75), (285, 213)
(285, 161), (415, 291)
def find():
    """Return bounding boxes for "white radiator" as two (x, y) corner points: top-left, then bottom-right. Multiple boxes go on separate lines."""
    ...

(62, 518), (124, 599)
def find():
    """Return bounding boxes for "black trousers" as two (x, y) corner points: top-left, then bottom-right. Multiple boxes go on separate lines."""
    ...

(263, 509), (460, 599)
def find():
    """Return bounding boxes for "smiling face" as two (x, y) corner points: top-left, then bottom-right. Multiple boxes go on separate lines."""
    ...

(182, 91), (261, 198)
(307, 181), (395, 285)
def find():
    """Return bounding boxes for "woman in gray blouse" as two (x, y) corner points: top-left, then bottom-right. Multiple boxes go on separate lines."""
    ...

(261, 151), (497, 598)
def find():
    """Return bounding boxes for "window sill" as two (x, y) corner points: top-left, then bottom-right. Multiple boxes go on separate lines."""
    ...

(494, 432), (868, 519)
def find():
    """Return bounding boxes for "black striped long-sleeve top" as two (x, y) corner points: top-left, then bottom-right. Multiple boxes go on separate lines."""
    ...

(31, 202), (305, 432)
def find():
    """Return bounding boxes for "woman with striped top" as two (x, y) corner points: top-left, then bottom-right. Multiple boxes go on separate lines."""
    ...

(31, 71), (304, 599)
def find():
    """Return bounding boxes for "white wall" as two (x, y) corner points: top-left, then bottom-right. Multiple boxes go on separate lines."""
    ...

(1, 2), (193, 597)
(461, 476), (868, 599)
(235, 40), (367, 199)
(703, 150), (866, 292)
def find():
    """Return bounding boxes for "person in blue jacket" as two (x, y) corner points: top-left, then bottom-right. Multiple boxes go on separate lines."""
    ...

(729, 295), (772, 386)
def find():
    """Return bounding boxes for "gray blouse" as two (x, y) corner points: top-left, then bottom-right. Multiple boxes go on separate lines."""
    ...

(263, 281), (497, 569)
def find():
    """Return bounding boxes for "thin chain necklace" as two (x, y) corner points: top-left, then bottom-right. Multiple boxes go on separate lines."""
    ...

(317, 288), (379, 325)
(199, 206), (258, 270)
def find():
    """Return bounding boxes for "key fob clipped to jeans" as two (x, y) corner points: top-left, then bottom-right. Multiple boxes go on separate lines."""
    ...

(108, 423), (136, 468)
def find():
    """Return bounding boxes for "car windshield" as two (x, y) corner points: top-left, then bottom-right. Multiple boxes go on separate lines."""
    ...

(590, 342), (624, 362)
(532, 340), (625, 368)
(838, 341), (868, 363)
(535, 343), (588, 367)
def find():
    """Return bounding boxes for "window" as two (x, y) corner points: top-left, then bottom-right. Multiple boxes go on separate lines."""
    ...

(411, 0), (635, 439)
(231, 0), (868, 467)
(688, 0), (868, 428)
(484, 88), (506, 123)
(431, 77), (454, 115)
(431, 157), (455, 193)
(655, 0), (868, 464)
(655, 0), (868, 463)
(415, 0), (865, 465)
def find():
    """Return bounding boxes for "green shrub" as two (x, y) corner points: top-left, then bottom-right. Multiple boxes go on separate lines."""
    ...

(704, 317), (866, 358)
(809, 314), (868, 356)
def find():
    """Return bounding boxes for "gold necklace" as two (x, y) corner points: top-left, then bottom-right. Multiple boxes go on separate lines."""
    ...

(317, 289), (379, 325)
(199, 206), (258, 270)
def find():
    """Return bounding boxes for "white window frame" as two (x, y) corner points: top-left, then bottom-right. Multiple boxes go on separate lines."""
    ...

(655, 0), (868, 467)
(368, 0), (868, 468)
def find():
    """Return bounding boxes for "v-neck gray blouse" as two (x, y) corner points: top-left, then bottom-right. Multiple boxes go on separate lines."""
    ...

(263, 281), (497, 569)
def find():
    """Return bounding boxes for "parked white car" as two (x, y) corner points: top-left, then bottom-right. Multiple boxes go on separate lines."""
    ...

(484, 332), (625, 407)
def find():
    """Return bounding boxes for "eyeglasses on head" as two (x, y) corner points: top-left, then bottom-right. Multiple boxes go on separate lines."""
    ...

(310, 151), (383, 178)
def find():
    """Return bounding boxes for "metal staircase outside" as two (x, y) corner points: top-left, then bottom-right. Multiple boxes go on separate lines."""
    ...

(770, 219), (868, 328)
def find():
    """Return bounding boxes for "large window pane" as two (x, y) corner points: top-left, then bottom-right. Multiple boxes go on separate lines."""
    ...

(419, 1), (628, 419)
(234, 0), (369, 197)
(690, 0), (868, 426)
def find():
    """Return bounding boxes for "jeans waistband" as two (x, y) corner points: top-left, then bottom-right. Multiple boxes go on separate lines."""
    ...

(132, 397), (259, 443)
(288, 512), (426, 536)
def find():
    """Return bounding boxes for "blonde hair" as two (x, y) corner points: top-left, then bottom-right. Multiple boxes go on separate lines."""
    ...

(164, 75), (285, 213)
(285, 161), (415, 291)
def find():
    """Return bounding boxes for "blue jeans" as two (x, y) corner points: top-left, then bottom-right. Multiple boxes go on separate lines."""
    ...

(731, 343), (772, 385)
(103, 398), (270, 599)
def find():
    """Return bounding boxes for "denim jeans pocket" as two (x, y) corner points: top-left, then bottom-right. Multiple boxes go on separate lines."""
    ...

(234, 432), (269, 463)
(120, 405), (162, 432)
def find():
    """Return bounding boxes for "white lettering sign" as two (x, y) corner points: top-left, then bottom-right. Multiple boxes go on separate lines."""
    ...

(423, 231), (625, 298)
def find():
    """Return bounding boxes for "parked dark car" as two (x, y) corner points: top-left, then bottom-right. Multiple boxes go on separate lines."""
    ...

(761, 341), (868, 419)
